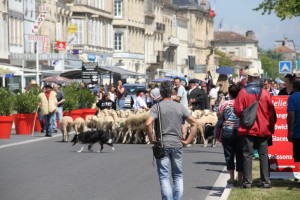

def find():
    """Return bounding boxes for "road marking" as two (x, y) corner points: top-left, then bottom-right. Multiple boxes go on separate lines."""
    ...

(0, 134), (61, 149)
(205, 166), (232, 200)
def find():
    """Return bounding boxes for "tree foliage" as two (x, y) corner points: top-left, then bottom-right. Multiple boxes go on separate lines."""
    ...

(259, 50), (284, 79)
(215, 49), (234, 67)
(254, 0), (300, 20)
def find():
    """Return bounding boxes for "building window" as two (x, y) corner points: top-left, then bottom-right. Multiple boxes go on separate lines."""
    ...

(114, 32), (123, 51)
(235, 48), (240, 56)
(114, 0), (122, 17)
(247, 47), (253, 57)
(72, 19), (84, 45)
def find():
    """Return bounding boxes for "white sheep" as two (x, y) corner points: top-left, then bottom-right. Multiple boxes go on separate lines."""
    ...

(195, 111), (218, 147)
(72, 117), (86, 135)
(59, 116), (73, 142)
(122, 111), (150, 144)
(85, 114), (98, 131)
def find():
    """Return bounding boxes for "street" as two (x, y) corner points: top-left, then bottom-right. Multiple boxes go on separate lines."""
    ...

(0, 133), (227, 200)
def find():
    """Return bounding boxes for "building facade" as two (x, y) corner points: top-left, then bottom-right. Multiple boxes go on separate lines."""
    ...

(1, 0), (215, 89)
(214, 30), (262, 76)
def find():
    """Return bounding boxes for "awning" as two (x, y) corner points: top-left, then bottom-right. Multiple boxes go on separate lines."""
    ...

(60, 65), (145, 79)
(158, 68), (184, 77)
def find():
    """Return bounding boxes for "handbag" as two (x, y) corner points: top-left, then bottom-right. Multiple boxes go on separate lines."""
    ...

(214, 118), (223, 142)
(240, 88), (262, 129)
(152, 103), (165, 159)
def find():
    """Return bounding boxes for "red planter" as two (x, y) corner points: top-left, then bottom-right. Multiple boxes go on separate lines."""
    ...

(81, 108), (97, 119)
(15, 113), (36, 135)
(64, 110), (83, 120)
(0, 115), (15, 139)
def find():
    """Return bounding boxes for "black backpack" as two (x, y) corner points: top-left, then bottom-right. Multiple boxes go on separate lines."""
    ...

(240, 88), (262, 129)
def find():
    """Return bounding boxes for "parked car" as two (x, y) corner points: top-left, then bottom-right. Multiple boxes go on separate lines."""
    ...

(123, 83), (147, 109)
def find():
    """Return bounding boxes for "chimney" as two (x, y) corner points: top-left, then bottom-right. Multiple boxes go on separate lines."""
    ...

(246, 30), (256, 40)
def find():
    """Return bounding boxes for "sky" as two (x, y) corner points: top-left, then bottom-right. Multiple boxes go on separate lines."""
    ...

(212, 0), (300, 50)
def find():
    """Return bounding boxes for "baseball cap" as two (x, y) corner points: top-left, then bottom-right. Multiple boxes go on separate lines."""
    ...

(245, 68), (260, 77)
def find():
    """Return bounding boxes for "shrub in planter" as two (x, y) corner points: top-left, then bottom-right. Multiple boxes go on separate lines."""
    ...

(14, 91), (38, 114)
(0, 88), (15, 116)
(61, 84), (79, 112)
(14, 91), (39, 135)
(77, 88), (96, 109)
(0, 88), (15, 139)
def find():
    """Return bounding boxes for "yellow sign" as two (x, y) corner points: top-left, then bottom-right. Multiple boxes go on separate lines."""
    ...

(67, 24), (77, 34)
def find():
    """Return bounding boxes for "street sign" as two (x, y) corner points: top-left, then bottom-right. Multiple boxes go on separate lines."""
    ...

(68, 49), (81, 55)
(82, 63), (98, 88)
(56, 41), (66, 51)
(269, 96), (300, 179)
(67, 24), (78, 35)
(279, 61), (292, 74)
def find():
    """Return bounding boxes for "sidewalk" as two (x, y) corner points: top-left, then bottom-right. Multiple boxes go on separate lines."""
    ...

(0, 128), (62, 147)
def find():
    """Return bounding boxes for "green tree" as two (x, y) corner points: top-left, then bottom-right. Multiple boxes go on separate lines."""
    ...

(254, 0), (300, 20)
(215, 49), (234, 67)
(259, 50), (284, 79)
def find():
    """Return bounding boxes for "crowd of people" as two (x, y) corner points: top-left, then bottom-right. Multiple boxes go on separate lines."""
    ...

(23, 70), (300, 199)
(144, 70), (300, 199)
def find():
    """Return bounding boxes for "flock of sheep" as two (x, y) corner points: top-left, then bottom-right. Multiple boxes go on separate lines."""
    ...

(59, 108), (218, 146)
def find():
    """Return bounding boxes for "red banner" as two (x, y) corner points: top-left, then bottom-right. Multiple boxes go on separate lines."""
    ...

(269, 96), (300, 179)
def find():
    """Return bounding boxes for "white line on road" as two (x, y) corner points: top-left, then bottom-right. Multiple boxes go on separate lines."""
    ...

(205, 166), (232, 200)
(0, 134), (61, 149)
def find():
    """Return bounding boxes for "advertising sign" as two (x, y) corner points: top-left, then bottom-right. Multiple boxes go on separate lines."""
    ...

(82, 63), (98, 88)
(31, 5), (49, 34)
(56, 41), (66, 51)
(269, 96), (300, 179)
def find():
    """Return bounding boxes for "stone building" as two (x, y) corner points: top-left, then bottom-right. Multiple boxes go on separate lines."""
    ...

(214, 30), (262, 77)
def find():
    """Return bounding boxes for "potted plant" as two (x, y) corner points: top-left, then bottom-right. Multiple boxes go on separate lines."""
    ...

(14, 90), (38, 135)
(77, 88), (97, 119)
(61, 84), (81, 120)
(0, 88), (15, 139)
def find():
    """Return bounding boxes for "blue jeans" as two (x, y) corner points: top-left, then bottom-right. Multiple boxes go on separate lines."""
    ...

(156, 148), (183, 200)
(43, 113), (55, 135)
(38, 110), (44, 130)
(221, 127), (243, 172)
(118, 99), (125, 110)
(53, 107), (63, 130)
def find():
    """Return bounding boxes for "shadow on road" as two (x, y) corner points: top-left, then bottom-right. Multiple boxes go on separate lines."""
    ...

(194, 161), (225, 166)
(196, 186), (224, 196)
(184, 149), (223, 154)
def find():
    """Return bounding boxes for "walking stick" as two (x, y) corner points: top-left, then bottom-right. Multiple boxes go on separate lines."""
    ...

(32, 105), (40, 137)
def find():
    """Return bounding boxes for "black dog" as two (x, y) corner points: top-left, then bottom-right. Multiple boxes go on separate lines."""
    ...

(204, 123), (217, 147)
(71, 130), (115, 153)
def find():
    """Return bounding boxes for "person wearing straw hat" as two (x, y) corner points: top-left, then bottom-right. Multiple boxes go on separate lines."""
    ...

(38, 84), (58, 137)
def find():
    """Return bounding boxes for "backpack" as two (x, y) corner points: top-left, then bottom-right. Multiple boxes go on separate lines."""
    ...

(240, 88), (262, 129)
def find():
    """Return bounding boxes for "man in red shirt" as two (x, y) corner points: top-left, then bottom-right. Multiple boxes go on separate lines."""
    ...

(234, 68), (276, 189)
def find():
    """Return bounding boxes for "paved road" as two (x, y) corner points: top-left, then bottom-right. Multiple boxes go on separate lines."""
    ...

(0, 132), (227, 200)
